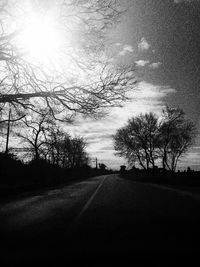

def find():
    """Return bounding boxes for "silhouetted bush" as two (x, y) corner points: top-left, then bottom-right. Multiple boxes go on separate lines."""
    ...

(121, 168), (200, 187)
(0, 153), (24, 184)
(0, 155), (113, 200)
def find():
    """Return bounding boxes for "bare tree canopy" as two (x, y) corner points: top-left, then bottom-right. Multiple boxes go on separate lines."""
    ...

(113, 106), (196, 172)
(0, 0), (136, 121)
(16, 115), (89, 168)
(114, 112), (160, 170)
(159, 106), (196, 172)
(15, 112), (54, 160)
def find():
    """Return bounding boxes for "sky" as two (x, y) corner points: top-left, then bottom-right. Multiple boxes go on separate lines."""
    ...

(1, 0), (199, 171)
(66, 0), (200, 170)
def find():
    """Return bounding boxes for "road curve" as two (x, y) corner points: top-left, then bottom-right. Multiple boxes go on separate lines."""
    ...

(1, 174), (200, 265)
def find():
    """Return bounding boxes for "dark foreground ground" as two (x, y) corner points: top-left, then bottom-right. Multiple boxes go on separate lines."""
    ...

(1, 174), (200, 266)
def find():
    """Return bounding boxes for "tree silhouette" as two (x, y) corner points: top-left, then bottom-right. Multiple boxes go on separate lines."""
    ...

(114, 113), (159, 170)
(0, 0), (136, 122)
(16, 113), (53, 160)
(45, 129), (89, 168)
(44, 126), (67, 165)
(114, 107), (196, 172)
(60, 136), (89, 168)
(158, 106), (196, 172)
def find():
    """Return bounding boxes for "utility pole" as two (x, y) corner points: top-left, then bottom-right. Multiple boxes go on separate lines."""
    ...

(95, 157), (98, 169)
(5, 108), (11, 154)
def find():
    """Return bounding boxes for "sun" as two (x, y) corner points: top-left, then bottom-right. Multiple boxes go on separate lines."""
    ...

(15, 9), (96, 82)
(18, 13), (63, 66)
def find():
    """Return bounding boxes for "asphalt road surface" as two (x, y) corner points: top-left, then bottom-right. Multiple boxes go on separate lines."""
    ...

(1, 174), (200, 265)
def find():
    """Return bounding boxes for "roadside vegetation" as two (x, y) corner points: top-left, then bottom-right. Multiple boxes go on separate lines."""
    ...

(0, 151), (113, 200)
(120, 166), (200, 190)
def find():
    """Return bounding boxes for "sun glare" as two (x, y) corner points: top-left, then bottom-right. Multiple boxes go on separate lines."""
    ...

(19, 13), (63, 66)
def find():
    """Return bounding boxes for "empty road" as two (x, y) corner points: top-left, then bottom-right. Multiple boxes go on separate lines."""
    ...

(1, 174), (200, 265)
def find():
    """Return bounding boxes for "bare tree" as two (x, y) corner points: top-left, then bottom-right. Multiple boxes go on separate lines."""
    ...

(16, 112), (53, 160)
(0, 0), (136, 122)
(45, 127), (89, 168)
(114, 113), (159, 170)
(63, 136), (89, 168)
(114, 107), (196, 172)
(44, 126), (68, 165)
(159, 106), (196, 172)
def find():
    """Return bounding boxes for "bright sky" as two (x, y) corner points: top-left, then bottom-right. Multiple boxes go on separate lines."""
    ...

(2, 0), (200, 171)
(18, 13), (62, 66)
(66, 0), (200, 171)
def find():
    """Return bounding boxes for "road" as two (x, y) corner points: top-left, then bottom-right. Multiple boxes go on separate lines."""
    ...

(1, 174), (200, 265)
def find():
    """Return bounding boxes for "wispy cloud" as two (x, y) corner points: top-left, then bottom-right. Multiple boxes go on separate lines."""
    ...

(138, 37), (150, 51)
(134, 82), (176, 100)
(115, 43), (122, 46)
(118, 44), (134, 56)
(149, 62), (162, 69)
(135, 59), (150, 67)
(135, 60), (162, 69)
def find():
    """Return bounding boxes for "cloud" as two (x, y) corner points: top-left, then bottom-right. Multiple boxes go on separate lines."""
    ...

(135, 60), (162, 69)
(149, 62), (162, 69)
(135, 59), (150, 67)
(134, 82), (176, 100)
(64, 81), (177, 169)
(85, 133), (113, 145)
(115, 42), (122, 46)
(138, 37), (150, 51)
(118, 44), (134, 56)
(99, 145), (114, 151)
